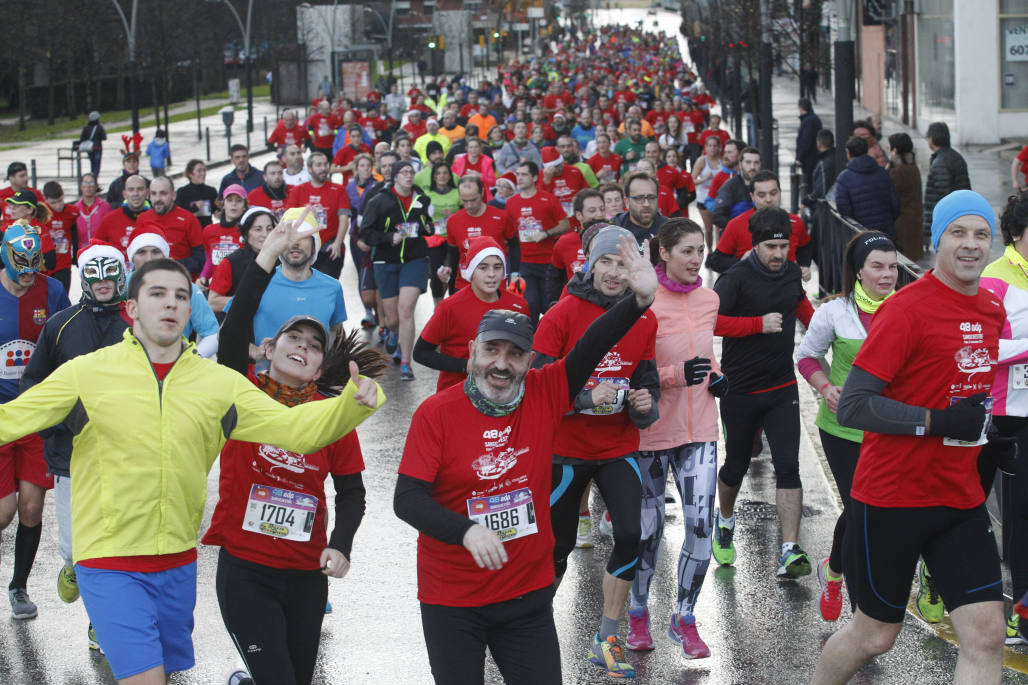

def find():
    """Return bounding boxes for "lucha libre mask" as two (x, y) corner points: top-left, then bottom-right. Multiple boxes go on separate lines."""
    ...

(0, 221), (43, 282)
(80, 256), (127, 304)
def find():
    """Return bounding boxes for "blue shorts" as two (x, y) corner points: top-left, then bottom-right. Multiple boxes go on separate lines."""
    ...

(373, 257), (429, 299)
(77, 561), (198, 680)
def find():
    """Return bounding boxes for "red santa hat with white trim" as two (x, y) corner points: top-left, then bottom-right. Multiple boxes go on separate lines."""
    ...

(77, 239), (126, 271)
(126, 223), (170, 264)
(459, 236), (507, 282)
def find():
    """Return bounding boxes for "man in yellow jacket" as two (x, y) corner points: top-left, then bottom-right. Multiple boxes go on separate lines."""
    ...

(0, 257), (385, 685)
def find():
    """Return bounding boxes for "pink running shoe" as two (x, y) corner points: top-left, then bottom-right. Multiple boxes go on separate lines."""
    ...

(626, 608), (654, 651)
(817, 558), (843, 621)
(669, 614), (710, 659)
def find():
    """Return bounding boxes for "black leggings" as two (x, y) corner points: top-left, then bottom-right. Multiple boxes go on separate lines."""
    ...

(427, 243), (453, 298)
(550, 457), (643, 580)
(215, 549), (328, 685)
(818, 429), (860, 573)
(420, 585), (561, 685)
(977, 415), (1028, 600)
(719, 384), (802, 489)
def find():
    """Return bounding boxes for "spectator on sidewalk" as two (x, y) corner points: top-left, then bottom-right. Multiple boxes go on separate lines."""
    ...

(106, 151), (149, 209)
(887, 132), (924, 262)
(145, 129), (171, 178)
(218, 144), (264, 196)
(77, 111), (107, 176)
(834, 136), (900, 239)
(0, 162), (45, 224)
(1012, 142), (1028, 193)
(74, 173), (111, 246)
(922, 121), (971, 249)
(176, 159), (219, 227)
(795, 98), (822, 187)
(802, 129), (837, 209)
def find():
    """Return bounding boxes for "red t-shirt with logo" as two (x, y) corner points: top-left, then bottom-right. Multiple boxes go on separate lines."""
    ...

(716, 208), (810, 263)
(419, 286), (529, 391)
(587, 153), (623, 183)
(506, 191), (566, 265)
(202, 222), (243, 268)
(538, 166), (586, 217)
(45, 205), (80, 271)
(398, 359), (570, 606)
(331, 144), (372, 185)
(201, 379), (365, 570)
(533, 293), (657, 459)
(542, 91), (575, 111)
(0, 187), (45, 224)
(287, 181), (351, 244)
(308, 113), (339, 149)
(246, 186), (287, 220)
(550, 231), (586, 279)
(445, 207), (517, 290)
(94, 208), (141, 255)
(138, 206), (204, 260)
(850, 272), (1005, 509)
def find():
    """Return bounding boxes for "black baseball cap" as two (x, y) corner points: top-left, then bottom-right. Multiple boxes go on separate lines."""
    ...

(476, 309), (534, 352)
(4, 190), (38, 207)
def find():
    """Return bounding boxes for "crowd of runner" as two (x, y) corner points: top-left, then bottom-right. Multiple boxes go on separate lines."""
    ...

(0, 17), (1025, 685)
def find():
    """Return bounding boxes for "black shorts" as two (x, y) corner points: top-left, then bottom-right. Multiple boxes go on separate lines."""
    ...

(844, 500), (1003, 623)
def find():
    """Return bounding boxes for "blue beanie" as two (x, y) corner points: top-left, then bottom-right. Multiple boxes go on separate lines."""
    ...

(931, 189), (995, 251)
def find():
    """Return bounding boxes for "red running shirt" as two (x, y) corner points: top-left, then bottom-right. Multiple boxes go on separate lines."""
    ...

(419, 286), (529, 391)
(202, 222), (243, 268)
(45, 205), (80, 271)
(287, 181), (351, 244)
(398, 360), (570, 606)
(533, 293), (657, 459)
(716, 208), (810, 263)
(445, 207), (517, 290)
(201, 377), (365, 570)
(550, 232), (586, 279)
(505, 191), (566, 264)
(850, 271), (1005, 509)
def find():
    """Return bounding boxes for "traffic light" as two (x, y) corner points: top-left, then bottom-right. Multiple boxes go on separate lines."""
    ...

(428, 39), (436, 49)
(439, 36), (445, 49)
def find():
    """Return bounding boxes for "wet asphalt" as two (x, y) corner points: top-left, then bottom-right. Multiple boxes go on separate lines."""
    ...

(3, 6), (1028, 684)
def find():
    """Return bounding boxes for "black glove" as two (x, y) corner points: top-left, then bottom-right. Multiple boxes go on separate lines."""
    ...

(683, 357), (712, 386)
(708, 372), (728, 398)
(927, 393), (988, 442)
(984, 424), (1018, 476)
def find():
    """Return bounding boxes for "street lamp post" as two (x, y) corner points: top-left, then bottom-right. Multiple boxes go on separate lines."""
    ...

(364, 5), (395, 74)
(211, 0), (255, 136)
(110, 0), (140, 136)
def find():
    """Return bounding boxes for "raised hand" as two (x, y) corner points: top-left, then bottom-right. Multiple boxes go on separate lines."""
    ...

(617, 235), (657, 307)
(349, 361), (379, 408)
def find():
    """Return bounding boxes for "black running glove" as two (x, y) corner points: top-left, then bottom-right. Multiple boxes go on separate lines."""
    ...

(708, 372), (729, 398)
(683, 357), (712, 386)
(927, 393), (988, 442)
(984, 425), (1018, 476)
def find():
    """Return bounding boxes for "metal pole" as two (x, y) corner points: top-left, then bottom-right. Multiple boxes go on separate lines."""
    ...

(30, 159), (37, 189)
(195, 59), (202, 140)
(206, 127), (211, 161)
(733, 50), (743, 140)
(759, 0), (774, 169)
(834, 0), (855, 172)
(111, 0), (140, 135)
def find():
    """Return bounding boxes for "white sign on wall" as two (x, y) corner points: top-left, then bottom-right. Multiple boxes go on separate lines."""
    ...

(1006, 23), (1028, 62)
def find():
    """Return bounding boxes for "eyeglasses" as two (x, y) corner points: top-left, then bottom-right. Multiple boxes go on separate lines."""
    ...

(628, 194), (658, 203)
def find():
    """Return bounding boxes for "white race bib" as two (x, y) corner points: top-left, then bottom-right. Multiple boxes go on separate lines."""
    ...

(579, 376), (630, 415)
(1013, 364), (1028, 390)
(398, 221), (420, 239)
(467, 487), (538, 542)
(518, 218), (542, 243)
(942, 395), (993, 447)
(242, 484), (318, 542)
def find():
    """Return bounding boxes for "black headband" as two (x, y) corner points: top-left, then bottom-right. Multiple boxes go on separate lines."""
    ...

(850, 231), (896, 272)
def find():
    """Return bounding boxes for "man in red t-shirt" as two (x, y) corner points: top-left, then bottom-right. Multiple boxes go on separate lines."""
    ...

(698, 115), (731, 150)
(286, 152), (351, 279)
(266, 109), (309, 151)
(1013, 143), (1028, 193)
(506, 161), (570, 323)
(440, 176), (518, 291)
(137, 176), (205, 275)
(812, 190), (1006, 685)
(306, 101), (339, 156)
(538, 147), (586, 218)
(587, 133), (622, 185)
(94, 175), (150, 256)
(706, 171), (811, 279)
(394, 239), (658, 684)
(246, 160), (289, 220)
(1, 162), (45, 225)
(331, 125), (372, 185)
(415, 237), (529, 391)
(40, 181), (80, 291)
(541, 80), (575, 113)
(547, 189), (605, 305)
(532, 224), (659, 678)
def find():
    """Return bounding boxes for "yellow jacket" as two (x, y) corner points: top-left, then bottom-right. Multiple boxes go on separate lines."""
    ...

(0, 330), (385, 563)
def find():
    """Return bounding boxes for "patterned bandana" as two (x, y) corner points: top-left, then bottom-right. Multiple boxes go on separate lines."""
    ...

(254, 371), (318, 407)
(464, 372), (524, 417)
(0, 221), (42, 281)
(80, 256), (127, 304)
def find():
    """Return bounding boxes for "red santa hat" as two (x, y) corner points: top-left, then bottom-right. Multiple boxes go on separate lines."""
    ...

(126, 223), (170, 263)
(540, 146), (563, 169)
(460, 236), (506, 282)
(77, 239), (126, 271)
(492, 171), (517, 193)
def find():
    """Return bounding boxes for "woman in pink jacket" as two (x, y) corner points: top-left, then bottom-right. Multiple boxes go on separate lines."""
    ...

(626, 218), (727, 660)
(450, 138), (496, 200)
